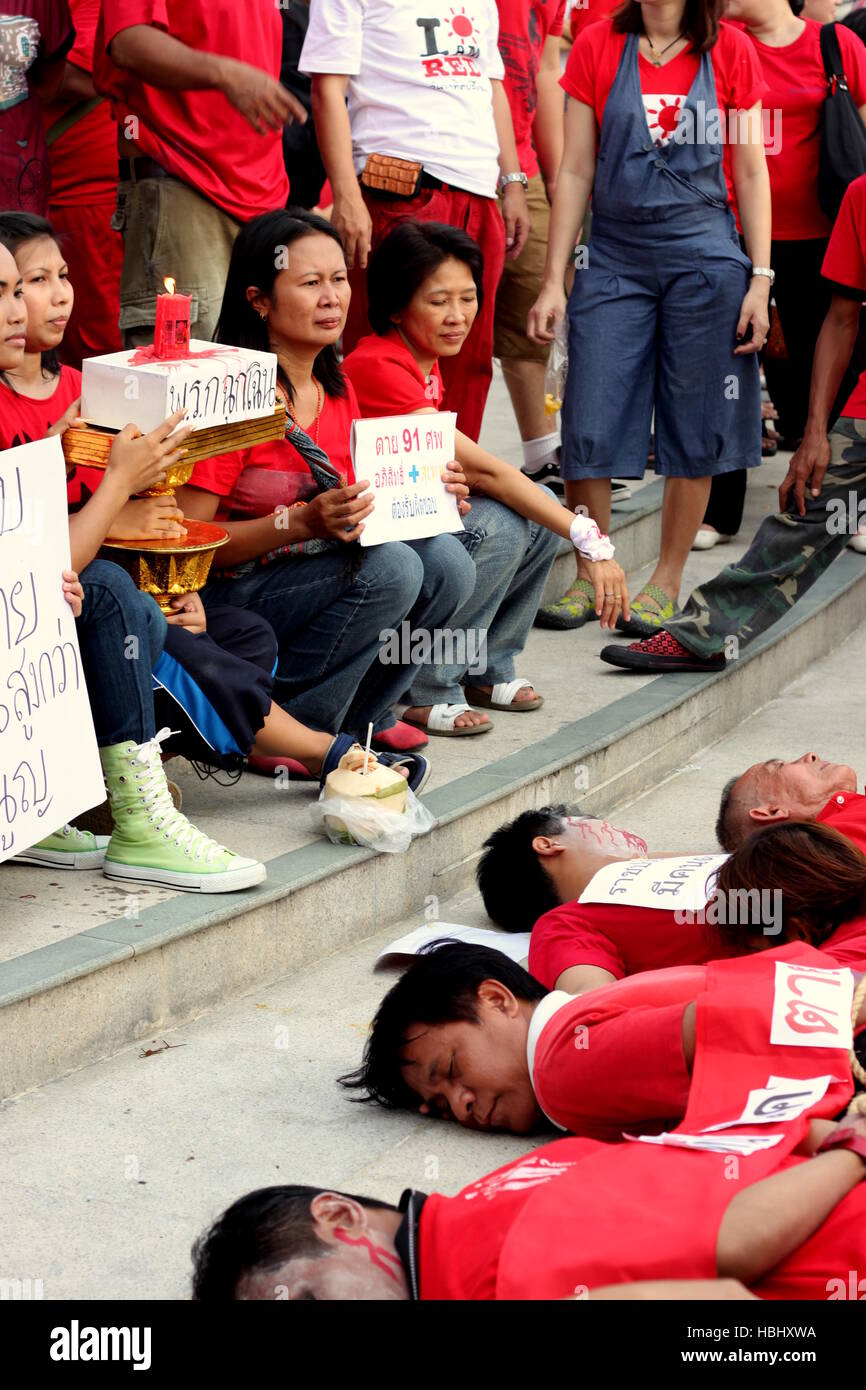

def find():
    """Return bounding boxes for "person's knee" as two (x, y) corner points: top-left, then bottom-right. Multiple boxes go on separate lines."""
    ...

(417, 534), (476, 608)
(363, 543), (425, 615)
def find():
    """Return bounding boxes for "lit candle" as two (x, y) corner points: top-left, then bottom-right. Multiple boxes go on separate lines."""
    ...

(153, 276), (192, 360)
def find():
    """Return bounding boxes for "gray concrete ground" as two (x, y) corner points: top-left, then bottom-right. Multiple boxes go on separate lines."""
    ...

(0, 365), (797, 962)
(2, 629), (864, 1301)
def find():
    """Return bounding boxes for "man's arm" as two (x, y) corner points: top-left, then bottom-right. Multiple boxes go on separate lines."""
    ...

(585, 1279), (757, 1301)
(109, 24), (305, 132)
(310, 73), (372, 270)
(779, 295), (862, 515)
(554, 965), (617, 996)
(491, 78), (530, 259)
(532, 34), (565, 201)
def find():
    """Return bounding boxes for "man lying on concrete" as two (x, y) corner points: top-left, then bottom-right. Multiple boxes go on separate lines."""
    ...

(716, 750), (863, 852)
(191, 1102), (866, 1300)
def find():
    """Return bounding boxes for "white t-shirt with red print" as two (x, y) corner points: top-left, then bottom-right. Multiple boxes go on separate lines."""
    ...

(301, 0), (505, 197)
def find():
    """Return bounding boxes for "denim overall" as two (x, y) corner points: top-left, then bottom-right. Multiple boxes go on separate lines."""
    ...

(561, 34), (761, 480)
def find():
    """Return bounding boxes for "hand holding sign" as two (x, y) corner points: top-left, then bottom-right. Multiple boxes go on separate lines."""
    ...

(351, 413), (464, 547)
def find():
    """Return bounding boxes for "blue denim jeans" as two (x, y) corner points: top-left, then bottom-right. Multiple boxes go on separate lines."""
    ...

(78, 560), (166, 746)
(203, 534), (474, 737)
(406, 495), (560, 706)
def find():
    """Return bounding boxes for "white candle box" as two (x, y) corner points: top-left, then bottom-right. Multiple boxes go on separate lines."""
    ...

(81, 342), (279, 434)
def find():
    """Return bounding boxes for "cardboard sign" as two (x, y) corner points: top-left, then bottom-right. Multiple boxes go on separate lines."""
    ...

(578, 853), (728, 913)
(769, 961), (854, 1050)
(351, 412), (464, 546)
(0, 438), (104, 862)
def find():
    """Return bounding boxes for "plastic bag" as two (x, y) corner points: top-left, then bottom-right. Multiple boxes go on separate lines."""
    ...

(315, 784), (437, 854)
(544, 319), (569, 417)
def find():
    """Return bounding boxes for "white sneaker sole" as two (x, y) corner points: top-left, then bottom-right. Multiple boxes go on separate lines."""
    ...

(13, 846), (108, 870)
(102, 859), (267, 893)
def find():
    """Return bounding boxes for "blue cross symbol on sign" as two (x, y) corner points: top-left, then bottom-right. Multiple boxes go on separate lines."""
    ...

(408, 465), (420, 484)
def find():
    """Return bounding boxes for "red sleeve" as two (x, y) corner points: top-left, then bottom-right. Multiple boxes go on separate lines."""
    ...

(101, 0), (169, 49)
(66, 0), (102, 72)
(550, 0), (566, 40)
(534, 999), (691, 1139)
(188, 447), (248, 498)
(344, 341), (439, 417)
(838, 22), (866, 108)
(714, 23), (766, 112)
(528, 902), (627, 987)
(560, 22), (606, 109)
(822, 177), (866, 293)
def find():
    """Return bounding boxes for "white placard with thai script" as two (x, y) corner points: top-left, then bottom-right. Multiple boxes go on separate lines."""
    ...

(701, 1074), (834, 1132)
(626, 1131), (785, 1157)
(770, 962), (854, 1050)
(351, 412), (464, 546)
(378, 922), (531, 966)
(578, 853), (728, 912)
(0, 438), (104, 862)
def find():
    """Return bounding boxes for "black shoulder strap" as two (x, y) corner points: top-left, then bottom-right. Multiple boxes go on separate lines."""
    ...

(820, 22), (845, 85)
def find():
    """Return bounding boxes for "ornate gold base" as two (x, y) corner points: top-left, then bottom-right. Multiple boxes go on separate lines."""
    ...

(101, 519), (230, 612)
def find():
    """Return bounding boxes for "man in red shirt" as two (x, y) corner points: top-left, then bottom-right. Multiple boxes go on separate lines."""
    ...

(494, 2), (566, 490)
(0, 0), (74, 214)
(715, 750), (865, 852)
(93, 1), (306, 346)
(192, 1100), (866, 1300)
(602, 172), (866, 674)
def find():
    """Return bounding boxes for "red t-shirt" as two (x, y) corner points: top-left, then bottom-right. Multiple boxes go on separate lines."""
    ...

(569, 0), (614, 43)
(343, 329), (445, 418)
(821, 180), (866, 419)
(0, 0), (74, 214)
(188, 383), (359, 521)
(0, 367), (105, 507)
(93, 0), (290, 221)
(816, 785), (866, 849)
(43, 0), (118, 207)
(496, 0), (565, 178)
(747, 19), (866, 240)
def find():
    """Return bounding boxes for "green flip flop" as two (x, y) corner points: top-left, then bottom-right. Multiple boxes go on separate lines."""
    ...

(534, 578), (599, 631)
(616, 583), (679, 637)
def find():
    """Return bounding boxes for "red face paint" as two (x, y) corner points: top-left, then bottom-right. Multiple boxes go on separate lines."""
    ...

(334, 1228), (403, 1284)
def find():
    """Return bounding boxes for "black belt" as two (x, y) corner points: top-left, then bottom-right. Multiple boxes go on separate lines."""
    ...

(118, 156), (176, 184)
(419, 171), (450, 192)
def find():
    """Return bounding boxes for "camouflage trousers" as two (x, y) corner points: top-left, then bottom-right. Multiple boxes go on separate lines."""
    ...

(668, 419), (866, 657)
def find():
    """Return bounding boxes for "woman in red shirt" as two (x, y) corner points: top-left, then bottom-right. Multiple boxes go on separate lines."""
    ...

(529, 0), (771, 638)
(699, 0), (866, 550)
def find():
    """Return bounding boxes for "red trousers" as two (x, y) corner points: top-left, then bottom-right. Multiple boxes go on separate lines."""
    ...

(51, 201), (123, 370)
(344, 186), (506, 442)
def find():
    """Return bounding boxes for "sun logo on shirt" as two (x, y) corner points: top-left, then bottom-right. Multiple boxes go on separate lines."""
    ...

(644, 95), (684, 140)
(447, 7), (476, 43)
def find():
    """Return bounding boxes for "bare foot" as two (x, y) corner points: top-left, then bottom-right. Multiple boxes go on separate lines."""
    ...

(403, 704), (490, 731)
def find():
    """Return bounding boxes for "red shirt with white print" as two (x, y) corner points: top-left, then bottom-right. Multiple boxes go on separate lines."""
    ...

(496, 0), (565, 177)
(0, 0), (74, 214)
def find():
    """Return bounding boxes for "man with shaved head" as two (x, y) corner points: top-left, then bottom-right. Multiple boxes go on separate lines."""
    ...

(716, 752), (861, 852)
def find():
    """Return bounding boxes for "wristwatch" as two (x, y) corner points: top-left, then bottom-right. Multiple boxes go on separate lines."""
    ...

(498, 171), (529, 194)
(816, 1124), (866, 1166)
(751, 266), (776, 285)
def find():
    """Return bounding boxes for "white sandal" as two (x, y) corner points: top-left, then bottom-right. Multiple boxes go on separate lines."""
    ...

(398, 701), (492, 737)
(463, 678), (544, 712)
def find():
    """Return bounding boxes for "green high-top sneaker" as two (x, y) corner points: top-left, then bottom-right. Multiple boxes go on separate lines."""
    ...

(13, 824), (109, 870)
(101, 730), (266, 893)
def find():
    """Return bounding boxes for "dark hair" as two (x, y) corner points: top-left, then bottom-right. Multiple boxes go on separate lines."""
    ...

(191, 1185), (397, 1299)
(216, 207), (347, 404)
(0, 210), (64, 380)
(613, 0), (722, 52)
(366, 220), (485, 336)
(789, 0), (806, 15)
(716, 775), (742, 851)
(339, 942), (548, 1109)
(477, 804), (577, 932)
(714, 821), (866, 949)
(841, 10), (866, 41)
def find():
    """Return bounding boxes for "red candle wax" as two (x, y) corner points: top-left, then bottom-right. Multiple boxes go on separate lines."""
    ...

(153, 282), (192, 360)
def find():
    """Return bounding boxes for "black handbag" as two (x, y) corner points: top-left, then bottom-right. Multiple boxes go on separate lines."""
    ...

(818, 23), (866, 222)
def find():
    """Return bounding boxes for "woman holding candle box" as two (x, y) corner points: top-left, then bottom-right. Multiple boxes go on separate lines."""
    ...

(179, 209), (480, 752)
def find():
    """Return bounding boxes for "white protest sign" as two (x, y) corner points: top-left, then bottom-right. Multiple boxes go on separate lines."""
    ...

(0, 438), (104, 863)
(701, 1075), (833, 1133)
(578, 853), (728, 913)
(351, 412), (463, 546)
(378, 922), (530, 966)
(769, 962), (854, 1050)
(626, 1131), (785, 1157)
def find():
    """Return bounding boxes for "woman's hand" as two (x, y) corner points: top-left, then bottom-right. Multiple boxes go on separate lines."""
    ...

(46, 398), (82, 438)
(61, 569), (84, 618)
(298, 481), (374, 542)
(106, 409), (193, 497)
(527, 280), (567, 345)
(734, 281), (770, 356)
(584, 557), (630, 630)
(165, 591), (207, 634)
(106, 497), (188, 541)
(443, 460), (471, 516)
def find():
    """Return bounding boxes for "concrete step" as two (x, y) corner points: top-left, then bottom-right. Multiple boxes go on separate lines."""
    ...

(2, 527), (866, 1100)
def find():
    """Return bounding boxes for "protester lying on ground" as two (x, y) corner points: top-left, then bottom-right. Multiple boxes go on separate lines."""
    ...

(716, 750), (861, 852)
(601, 171), (866, 673)
(340, 934), (865, 1138)
(343, 220), (629, 738)
(190, 1100), (866, 1299)
(178, 208), (472, 763)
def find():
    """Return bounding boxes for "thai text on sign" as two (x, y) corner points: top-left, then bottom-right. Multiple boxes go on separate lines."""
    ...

(351, 412), (464, 546)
